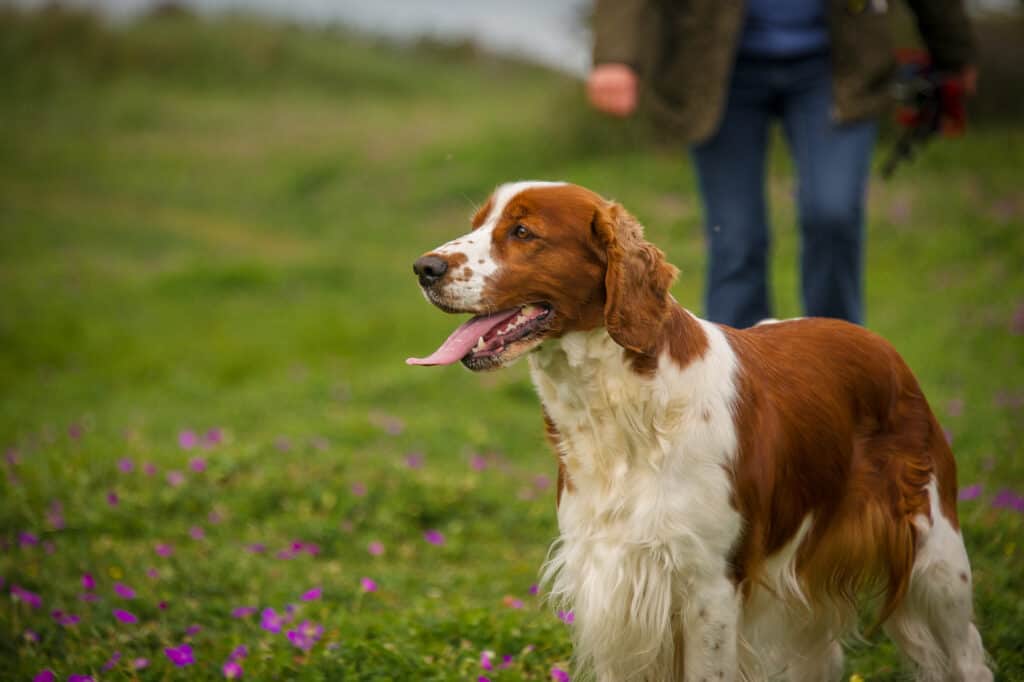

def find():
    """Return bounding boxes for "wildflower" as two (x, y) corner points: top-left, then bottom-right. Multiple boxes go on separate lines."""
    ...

(405, 452), (424, 468)
(470, 454), (487, 471)
(102, 651), (122, 671)
(24, 629), (40, 642)
(551, 667), (570, 682)
(33, 671), (55, 682)
(46, 501), (65, 530)
(186, 624), (202, 636)
(368, 541), (384, 556)
(557, 610), (575, 624)
(113, 609), (138, 624)
(209, 510), (224, 524)
(146, 567), (160, 580)
(179, 430), (199, 449)
(534, 474), (552, 490)
(82, 573), (96, 591)
(503, 595), (524, 609)
(68, 423), (84, 439)
(260, 608), (283, 633)
(155, 542), (174, 557)
(529, 584), (539, 595)
(301, 587), (322, 601)
(190, 526), (205, 540)
(286, 620), (324, 651)
(424, 529), (445, 546)
(351, 482), (367, 497)
(52, 610), (80, 626)
(68, 676), (93, 682)
(205, 428), (223, 445)
(361, 577), (378, 593)
(501, 654), (514, 669)
(118, 458), (134, 473)
(11, 585), (42, 608)
(245, 543), (266, 554)
(190, 457), (207, 473)
(19, 532), (39, 547)
(165, 643), (195, 667)
(106, 490), (119, 506)
(133, 658), (149, 669)
(143, 462), (157, 476)
(230, 644), (249, 661)
(232, 606), (257, 618)
(481, 651), (495, 671)
(114, 583), (135, 599)
(959, 484), (982, 501)
(223, 661), (243, 678)
(850, 675), (865, 682)
(166, 470), (185, 487)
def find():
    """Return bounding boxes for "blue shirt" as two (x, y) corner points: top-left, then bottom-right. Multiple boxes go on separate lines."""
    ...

(739, 0), (830, 57)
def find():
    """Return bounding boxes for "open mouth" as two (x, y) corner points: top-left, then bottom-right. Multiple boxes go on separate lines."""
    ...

(407, 303), (553, 368)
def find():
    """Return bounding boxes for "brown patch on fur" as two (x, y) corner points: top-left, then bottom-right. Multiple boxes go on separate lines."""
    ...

(472, 197), (494, 229)
(723, 319), (952, 624)
(544, 410), (573, 507)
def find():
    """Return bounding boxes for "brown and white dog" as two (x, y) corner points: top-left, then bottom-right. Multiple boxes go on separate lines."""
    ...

(408, 182), (991, 682)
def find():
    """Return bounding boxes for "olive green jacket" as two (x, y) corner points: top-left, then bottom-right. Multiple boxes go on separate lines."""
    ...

(593, 0), (976, 144)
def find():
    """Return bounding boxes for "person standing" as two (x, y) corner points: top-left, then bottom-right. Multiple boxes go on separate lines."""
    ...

(588, 0), (976, 328)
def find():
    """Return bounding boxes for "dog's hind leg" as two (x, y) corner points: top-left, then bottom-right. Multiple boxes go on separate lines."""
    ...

(884, 482), (992, 682)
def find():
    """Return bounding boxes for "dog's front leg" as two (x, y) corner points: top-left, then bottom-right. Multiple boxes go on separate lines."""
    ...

(682, 574), (739, 681)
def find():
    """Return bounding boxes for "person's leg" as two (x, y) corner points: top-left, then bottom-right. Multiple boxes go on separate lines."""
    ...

(691, 58), (776, 328)
(780, 54), (877, 325)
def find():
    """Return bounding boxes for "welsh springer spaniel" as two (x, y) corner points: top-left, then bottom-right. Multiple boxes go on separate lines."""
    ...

(408, 181), (991, 682)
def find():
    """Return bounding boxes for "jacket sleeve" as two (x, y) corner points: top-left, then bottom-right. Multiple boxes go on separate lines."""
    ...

(592, 0), (651, 69)
(904, 0), (977, 70)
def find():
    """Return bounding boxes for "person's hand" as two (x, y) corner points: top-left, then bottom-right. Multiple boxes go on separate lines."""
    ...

(587, 63), (638, 117)
(959, 65), (978, 96)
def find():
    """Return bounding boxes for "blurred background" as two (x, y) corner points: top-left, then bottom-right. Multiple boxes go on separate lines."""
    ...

(1, 2), (1022, 680)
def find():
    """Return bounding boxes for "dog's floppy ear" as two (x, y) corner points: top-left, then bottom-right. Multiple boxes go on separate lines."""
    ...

(592, 201), (678, 355)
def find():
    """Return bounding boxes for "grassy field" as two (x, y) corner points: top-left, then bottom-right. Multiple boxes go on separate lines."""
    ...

(1, 7), (1022, 680)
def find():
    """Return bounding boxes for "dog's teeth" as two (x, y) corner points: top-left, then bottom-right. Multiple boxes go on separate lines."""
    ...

(474, 336), (485, 351)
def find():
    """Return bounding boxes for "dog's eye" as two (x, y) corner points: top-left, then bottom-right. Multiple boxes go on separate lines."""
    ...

(512, 225), (533, 240)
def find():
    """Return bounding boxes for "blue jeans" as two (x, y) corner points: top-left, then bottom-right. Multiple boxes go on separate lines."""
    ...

(691, 52), (877, 328)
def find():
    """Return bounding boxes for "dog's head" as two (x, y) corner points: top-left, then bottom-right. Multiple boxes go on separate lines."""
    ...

(408, 181), (678, 371)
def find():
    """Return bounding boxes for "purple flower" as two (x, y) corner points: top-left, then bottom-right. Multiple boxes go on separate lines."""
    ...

(230, 644), (249, 661)
(368, 540), (384, 556)
(205, 428), (223, 446)
(68, 423), (84, 440)
(360, 577), (377, 593)
(992, 489), (1024, 512)
(113, 609), (138, 624)
(52, 610), (80, 626)
(11, 584), (42, 608)
(301, 587), (322, 601)
(351, 482), (367, 497)
(405, 452), (424, 469)
(190, 526), (205, 540)
(470, 454), (487, 471)
(107, 490), (119, 506)
(529, 584), (539, 595)
(424, 529), (445, 546)
(186, 624), (202, 636)
(190, 457), (207, 473)
(286, 620), (324, 651)
(260, 607), (283, 633)
(19, 531), (40, 547)
(481, 651), (495, 671)
(80, 593), (100, 603)
(24, 628), (40, 642)
(557, 610), (575, 624)
(165, 643), (195, 667)
(179, 430), (199, 449)
(501, 654), (514, 669)
(68, 676), (93, 682)
(245, 543), (266, 554)
(166, 470), (185, 487)
(480, 678), (492, 682)
(143, 462), (157, 476)
(223, 661), (243, 678)
(43, 540), (55, 554)
(146, 567), (160, 580)
(33, 671), (55, 682)
(82, 573), (96, 590)
(551, 667), (571, 682)
(155, 542), (174, 557)
(232, 606), (257, 618)
(274, 436), (292, 452)
(503, 596), (524, 609)
(133, 658), (149, 669)
(959, 484), (982, 501)
(946, 398), (965, 417)
(534, 474), (552, 490)
(114, 583), (135, 599)
(46, 501), (65, 530)
(103, 651), (122, 671)
(209, 510), (224, 524)
(118, 458), (134, 473)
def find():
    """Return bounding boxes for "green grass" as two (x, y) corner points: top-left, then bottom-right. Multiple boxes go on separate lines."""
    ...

(1, 6), (1022, 680)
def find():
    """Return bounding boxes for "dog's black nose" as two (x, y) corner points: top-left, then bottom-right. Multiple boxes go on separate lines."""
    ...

(413, 255), (448, 287)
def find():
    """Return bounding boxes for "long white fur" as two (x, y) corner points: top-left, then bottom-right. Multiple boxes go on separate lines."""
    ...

(531, 320), (744, 682)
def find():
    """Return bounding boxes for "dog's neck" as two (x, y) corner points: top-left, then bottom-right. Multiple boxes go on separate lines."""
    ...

(528, 304), (727, 481)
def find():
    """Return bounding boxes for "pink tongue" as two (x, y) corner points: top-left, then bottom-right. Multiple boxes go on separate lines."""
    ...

(406, 309), (520, 366)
